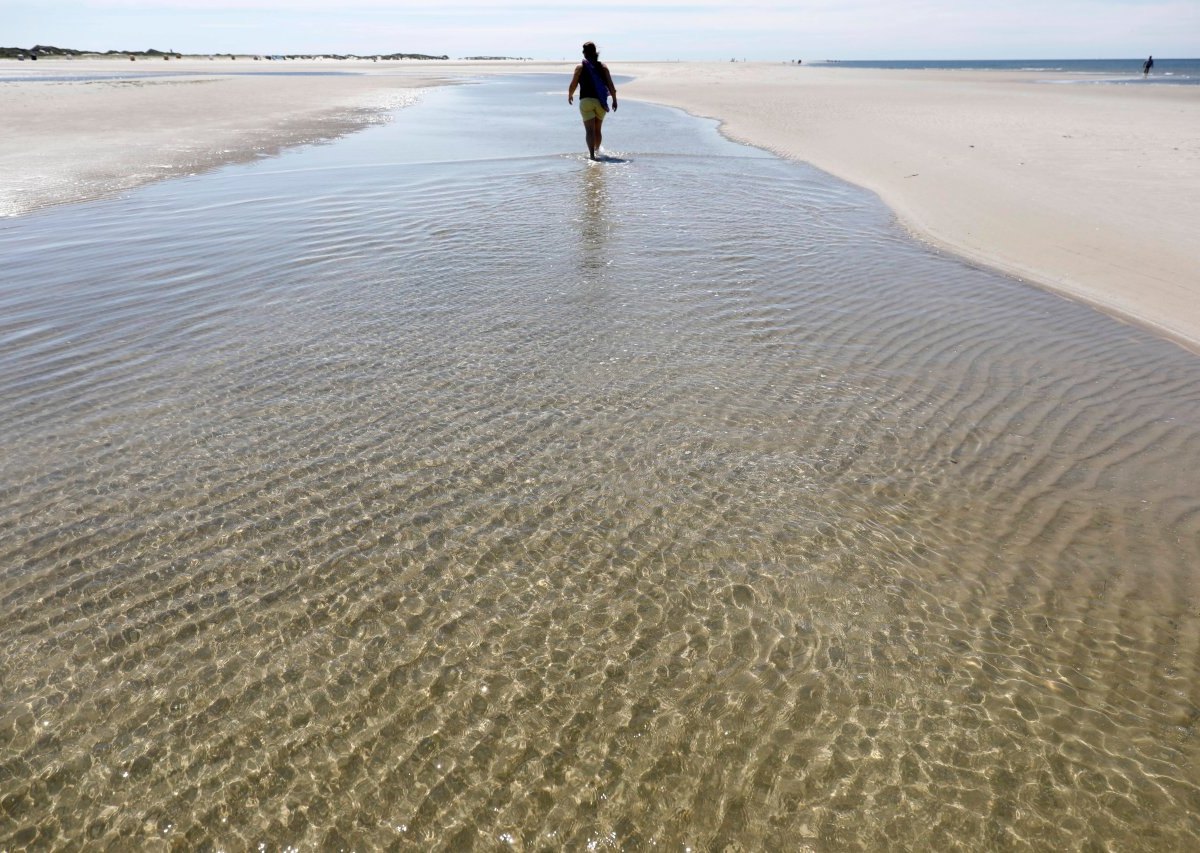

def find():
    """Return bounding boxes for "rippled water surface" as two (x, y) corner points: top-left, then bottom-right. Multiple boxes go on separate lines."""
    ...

(2, 75), (1199, 850)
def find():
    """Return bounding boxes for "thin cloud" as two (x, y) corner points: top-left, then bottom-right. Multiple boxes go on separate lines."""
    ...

(12, 0), (1199, 58)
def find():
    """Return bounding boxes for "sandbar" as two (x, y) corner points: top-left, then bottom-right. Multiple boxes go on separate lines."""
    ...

(4, 58), (1198, 352)
(0, 58), (513, 217)
(620, 62), (1200, 352)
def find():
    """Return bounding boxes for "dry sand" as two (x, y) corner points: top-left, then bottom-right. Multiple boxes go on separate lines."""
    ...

(0, 58), (522, 217)
(620, 62), (1200, 351)
(4, 58), (1198, 350)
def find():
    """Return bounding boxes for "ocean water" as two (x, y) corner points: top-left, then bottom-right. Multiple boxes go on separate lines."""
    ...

(2, 74), (1200, 850)
(813, 57), (1200, 84)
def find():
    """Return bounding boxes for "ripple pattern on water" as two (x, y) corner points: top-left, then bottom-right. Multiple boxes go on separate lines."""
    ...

(2, 77), (1199, 850)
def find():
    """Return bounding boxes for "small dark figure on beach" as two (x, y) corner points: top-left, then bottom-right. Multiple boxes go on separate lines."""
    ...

(568, 41), (618, 160)
(1143, 55), (1154, 77)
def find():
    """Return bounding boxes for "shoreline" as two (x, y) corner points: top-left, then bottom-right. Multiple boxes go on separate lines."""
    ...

(0, 59), (556, 218)
(4, 59), (1198, 353)
(619, 62), (1200, 353)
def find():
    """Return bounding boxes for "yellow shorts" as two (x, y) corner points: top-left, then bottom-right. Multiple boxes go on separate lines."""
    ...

(578, 98), (607, 121)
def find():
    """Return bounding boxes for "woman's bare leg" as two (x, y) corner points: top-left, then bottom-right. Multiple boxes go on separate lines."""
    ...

(583, 121), (597, 159)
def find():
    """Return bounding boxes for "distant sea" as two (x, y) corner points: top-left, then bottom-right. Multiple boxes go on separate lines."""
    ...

(813, 57), (1200, 84)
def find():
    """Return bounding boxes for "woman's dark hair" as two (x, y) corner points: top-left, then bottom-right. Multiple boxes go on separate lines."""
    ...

(582, 41), (599, 61)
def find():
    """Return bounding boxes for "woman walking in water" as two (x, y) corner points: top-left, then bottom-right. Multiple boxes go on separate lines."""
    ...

(568, 41), (618, 160)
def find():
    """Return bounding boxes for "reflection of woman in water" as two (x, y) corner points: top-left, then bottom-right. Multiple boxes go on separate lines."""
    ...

(1143, 55), (1154, 77)
(568, 41), (619, 161)
(578, 158), (610, 275)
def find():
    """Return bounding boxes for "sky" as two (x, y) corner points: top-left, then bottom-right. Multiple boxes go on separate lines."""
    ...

(7, 1), (1199, 60)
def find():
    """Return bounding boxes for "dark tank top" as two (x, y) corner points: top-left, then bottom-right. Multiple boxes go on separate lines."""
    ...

(580, 60), (608, 102)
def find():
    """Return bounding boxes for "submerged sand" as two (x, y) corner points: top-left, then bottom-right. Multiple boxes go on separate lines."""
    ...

(3, 58), (1198, 351)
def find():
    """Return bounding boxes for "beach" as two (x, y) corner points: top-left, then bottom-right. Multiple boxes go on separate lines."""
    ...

(0, 59), (585, 218)
(4, 58), (1198, 349)
(0, 59), (465, 216)
(620, 62), (1200, 351)
(4, 65), (1200, 849)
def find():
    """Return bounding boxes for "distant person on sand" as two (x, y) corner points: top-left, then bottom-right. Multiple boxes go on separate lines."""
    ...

(1143, 55), (1154, 77)
(568, 41), (618, 160)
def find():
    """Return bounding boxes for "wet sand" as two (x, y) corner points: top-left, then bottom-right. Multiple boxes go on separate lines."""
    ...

(0, 59), (472, 216)
(620, 62), (1200, 352)
(3, 58), (1198, 351)
(4, 67), (1200, 851)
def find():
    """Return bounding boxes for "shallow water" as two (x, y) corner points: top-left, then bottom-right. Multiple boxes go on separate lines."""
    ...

(2, 75), (1199, 850)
